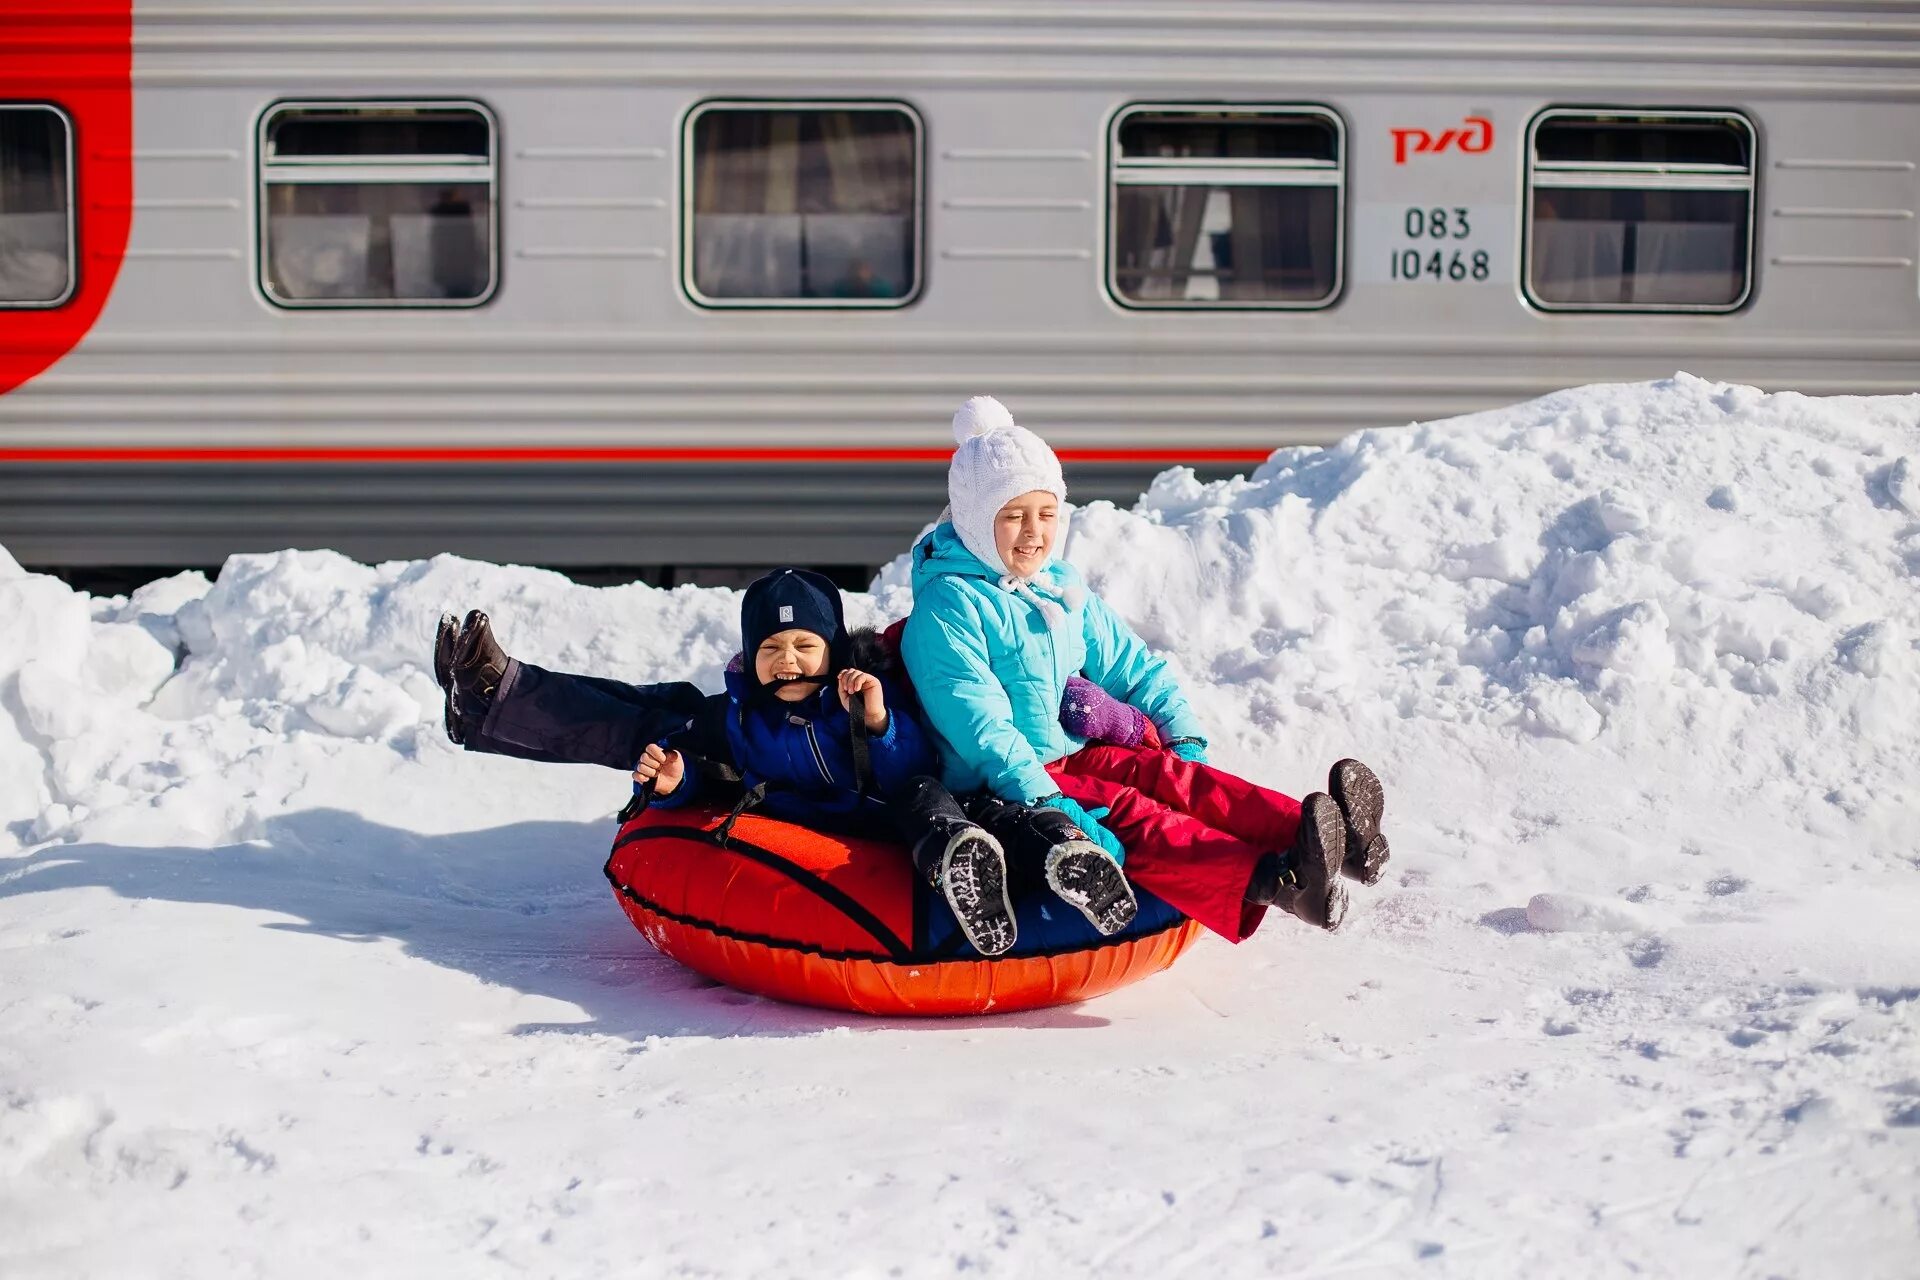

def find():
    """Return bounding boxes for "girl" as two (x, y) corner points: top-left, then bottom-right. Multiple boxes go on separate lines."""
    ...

(901, 397), (1392, 943)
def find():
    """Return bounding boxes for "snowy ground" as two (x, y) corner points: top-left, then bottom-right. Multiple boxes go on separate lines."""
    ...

(3, 374), (1918, 1278)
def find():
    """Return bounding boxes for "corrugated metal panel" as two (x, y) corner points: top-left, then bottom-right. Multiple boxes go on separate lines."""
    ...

(0, 461), (1189, 566)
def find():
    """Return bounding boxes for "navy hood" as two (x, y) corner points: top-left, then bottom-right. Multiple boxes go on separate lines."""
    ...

(740, 567), (849, 694)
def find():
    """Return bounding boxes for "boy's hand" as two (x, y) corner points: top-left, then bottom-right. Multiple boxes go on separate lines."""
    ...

(837, 669), (889, 732)
(633, 743), (684, 795)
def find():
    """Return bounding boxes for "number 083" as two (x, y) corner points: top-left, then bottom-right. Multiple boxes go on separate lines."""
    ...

(1391, 248), (1491, 282)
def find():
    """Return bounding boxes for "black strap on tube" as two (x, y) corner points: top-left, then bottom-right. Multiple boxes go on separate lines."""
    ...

(848, 689), (874, 797)
(714, 782), (770, 848)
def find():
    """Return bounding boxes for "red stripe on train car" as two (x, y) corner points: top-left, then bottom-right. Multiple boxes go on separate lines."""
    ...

(0, 447), (1277, 464)
(0, 4), (133, 396)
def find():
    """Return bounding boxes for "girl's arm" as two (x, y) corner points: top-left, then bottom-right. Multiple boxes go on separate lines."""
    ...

(1079, 590), (1207, 749)
(902, 584), (1059, 803)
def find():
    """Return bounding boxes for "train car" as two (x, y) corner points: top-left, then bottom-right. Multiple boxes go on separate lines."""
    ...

(3, 1), (1916, 571)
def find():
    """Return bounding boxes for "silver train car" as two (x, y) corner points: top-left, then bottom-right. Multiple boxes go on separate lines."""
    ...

(2, 1), (1916, 570)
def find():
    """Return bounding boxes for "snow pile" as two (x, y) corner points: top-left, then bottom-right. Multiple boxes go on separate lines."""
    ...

(1084, 374), (1917, 752)
(4, 376), (1919, 1278)
(1065, 374), (1920, 895)
(0, 553), (184, 842)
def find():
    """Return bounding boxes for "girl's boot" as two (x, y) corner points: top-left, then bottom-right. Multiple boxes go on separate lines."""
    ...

(1329, 759), (1391, 884)
(1246, 793), (1349, 931)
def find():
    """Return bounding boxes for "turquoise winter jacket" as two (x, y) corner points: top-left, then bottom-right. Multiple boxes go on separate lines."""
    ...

(901, 522), (1206, 803)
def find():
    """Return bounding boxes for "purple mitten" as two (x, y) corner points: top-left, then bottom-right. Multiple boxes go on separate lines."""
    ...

(1060, 675), (1149, 746)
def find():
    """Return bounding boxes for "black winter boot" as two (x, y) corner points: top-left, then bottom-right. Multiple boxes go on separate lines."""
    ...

(1329, 759), (1391, 885)
(959, 796), (1137, 935)
(442, 609), (509, 745)
(1247, 793), (1349, 931)
(433, 612), (463, 743)
(924, 825), (1017, 957)
(1044, 839), (1139, 937)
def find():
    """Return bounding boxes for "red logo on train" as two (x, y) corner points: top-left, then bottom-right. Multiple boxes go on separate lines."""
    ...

(1390, 116), (1494, 165)
(0, 2), (133, 398)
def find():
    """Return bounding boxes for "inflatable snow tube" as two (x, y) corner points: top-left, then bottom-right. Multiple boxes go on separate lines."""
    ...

(605, 805), (1202, 1016)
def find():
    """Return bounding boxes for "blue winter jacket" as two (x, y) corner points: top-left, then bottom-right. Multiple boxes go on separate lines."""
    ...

(901, 522), (1206, 803)
(650, 663), (935, 828)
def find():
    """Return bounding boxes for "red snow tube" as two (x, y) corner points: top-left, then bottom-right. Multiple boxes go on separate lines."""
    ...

(605, 805), (1203, 1016)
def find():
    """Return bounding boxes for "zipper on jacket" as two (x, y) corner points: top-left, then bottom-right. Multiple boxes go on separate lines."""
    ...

(793, 714), (834, 785)
(1042, 593), (1063, 714)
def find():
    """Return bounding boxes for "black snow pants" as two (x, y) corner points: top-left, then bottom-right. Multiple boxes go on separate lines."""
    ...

(463, 658), (710, 771)
(891, 775), (1082, 890)
(464, 664), (1066, 882)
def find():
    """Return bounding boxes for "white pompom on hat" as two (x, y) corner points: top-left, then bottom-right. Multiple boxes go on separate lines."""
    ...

(946, 395), (1068, 577)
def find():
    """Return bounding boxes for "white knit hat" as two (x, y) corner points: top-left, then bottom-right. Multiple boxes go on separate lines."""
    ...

(946, 395), (1068, 577)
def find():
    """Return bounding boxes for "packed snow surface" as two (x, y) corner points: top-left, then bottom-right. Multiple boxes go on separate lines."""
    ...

(4, 375), (1919, 1278)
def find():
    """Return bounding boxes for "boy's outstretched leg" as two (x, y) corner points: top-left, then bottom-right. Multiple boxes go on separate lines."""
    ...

(432, 610), (711, 768)
(1245, 793), (1349, 931)
(1329, 759), (1391, 884)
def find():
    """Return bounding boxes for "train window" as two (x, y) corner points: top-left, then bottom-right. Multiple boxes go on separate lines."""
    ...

(1107, 104), (1344, 309)
(1525, 110), (1755, 312)
(257, 101), (497, 308)
(0, 104), (75, 308)
(683, 101), (922, 307)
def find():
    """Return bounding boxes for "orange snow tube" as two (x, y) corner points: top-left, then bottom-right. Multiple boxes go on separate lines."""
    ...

(605, 806), (1203, 1016)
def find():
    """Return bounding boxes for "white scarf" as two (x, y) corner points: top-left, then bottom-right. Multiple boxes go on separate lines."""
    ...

(998, 574), (1084, 630)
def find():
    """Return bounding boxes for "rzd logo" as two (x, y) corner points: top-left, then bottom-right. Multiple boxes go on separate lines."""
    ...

(1391, 116), (1493, 165)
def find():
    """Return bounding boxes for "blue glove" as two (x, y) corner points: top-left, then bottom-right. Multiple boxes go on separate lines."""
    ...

(1040, 795), (1127, 866)
(1168, 737), (1209, 765)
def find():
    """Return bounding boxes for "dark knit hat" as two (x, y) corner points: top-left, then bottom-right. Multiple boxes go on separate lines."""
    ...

(740, 567), (848, 690)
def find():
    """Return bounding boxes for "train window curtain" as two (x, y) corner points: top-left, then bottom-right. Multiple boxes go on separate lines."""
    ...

(0, 104), (74, 307)
(257, 101), (498, 308)
(1524, 110), (1755, 313)
(685, 102), (921, 308)
(1108, 105), (1344, 310)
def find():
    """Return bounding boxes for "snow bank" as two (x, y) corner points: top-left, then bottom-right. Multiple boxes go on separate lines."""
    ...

(3, 376), (1917, 1279)
(1066, 374), (1920, 880)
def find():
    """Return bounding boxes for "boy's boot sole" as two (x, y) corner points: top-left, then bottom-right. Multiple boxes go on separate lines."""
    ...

(433, 612), (463, 744)
(1045, 841), (1139, 936)
(937, 829), (1017, 957)
(1329, 759), (1390, 885)
(1274, 794), (1350, 932)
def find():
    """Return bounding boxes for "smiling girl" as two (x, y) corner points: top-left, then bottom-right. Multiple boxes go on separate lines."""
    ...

(901, 397), (1393, 944)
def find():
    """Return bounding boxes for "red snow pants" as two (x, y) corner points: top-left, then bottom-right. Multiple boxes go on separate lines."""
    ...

(1044, 744), (1304, 943)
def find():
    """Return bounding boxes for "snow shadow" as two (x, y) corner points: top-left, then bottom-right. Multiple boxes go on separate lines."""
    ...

(1478, 907), (1534, 935)
(0, 809), (1116, 1041)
